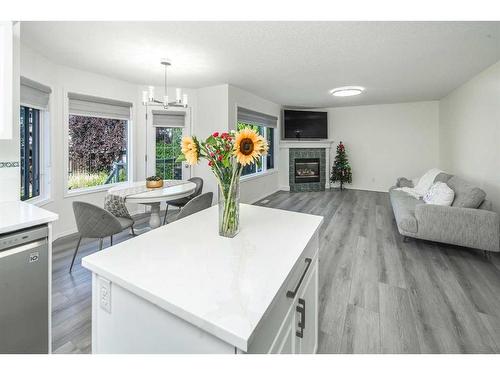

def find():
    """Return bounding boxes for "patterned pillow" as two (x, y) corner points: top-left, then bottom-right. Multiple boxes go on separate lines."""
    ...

(423, 182), (455, 206)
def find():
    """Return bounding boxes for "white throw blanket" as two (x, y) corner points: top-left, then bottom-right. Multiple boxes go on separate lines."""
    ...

(395, 168), (443, 199)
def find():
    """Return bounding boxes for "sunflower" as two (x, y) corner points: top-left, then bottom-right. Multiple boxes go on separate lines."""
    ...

(181, 136), (199, 165)
(233, 128), (267, 166)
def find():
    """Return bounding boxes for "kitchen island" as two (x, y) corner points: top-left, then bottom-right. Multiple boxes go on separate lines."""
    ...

(82, 204), (323, 354)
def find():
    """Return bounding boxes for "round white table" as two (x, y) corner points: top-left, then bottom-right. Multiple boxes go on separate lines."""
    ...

(108, 180), (197, 230)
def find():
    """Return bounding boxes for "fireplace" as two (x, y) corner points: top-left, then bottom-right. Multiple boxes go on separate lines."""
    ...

(294, 158), (320, 183)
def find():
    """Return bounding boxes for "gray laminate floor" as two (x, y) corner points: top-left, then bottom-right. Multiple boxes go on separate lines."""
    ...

(51, 190), (500, 354)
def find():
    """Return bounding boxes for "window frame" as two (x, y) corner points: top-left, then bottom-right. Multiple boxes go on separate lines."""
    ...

(63, 89), (133, 197)
(19, 103), (52, 205)
(146, 106), (191, 179)
(234, 106), (278, 182)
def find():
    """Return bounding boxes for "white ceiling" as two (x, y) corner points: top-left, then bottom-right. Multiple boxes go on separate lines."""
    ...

(21, 21), (500, 107)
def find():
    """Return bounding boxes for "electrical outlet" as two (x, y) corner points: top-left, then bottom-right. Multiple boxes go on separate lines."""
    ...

(99, 277), (111, 313)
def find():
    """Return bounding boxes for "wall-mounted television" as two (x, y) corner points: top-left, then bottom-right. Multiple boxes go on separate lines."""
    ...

(283, 110), (328, 139)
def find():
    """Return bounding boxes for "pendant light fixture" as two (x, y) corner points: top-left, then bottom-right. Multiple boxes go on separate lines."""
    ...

(142, 59), (188, 109)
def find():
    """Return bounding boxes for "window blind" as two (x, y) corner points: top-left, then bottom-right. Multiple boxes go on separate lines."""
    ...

(152, 110), (185, 127)
(20, 76), (52, 109)
(237, 107), (278, 128)
(68, 92), (132, 120)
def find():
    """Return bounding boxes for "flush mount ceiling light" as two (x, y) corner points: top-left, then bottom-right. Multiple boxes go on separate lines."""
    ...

(142, 59), (189, 109)
(330, 86), (365, 97)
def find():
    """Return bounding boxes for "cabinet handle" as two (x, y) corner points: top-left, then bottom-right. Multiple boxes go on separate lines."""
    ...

(296, 298), (306, 338)
(286, 257), (312, 299)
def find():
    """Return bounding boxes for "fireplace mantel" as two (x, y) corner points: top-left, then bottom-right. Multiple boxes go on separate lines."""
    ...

(279, 140), (334, 149)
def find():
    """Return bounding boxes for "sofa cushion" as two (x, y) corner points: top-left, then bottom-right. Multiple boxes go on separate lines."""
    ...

(389, 189), (421, 233)
(434, 172), (453, 184)
(447, 176), (486, 209)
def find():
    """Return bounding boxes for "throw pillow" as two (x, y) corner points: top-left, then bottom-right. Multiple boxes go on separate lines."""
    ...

(423, 182), (455, 206)
(447, 176), (486, 208)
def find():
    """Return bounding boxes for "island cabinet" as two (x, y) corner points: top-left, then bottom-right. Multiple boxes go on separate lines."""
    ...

(83, 204), (323, 354)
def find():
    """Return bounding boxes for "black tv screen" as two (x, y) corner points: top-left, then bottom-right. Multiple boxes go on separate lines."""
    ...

(284, 110), (328, 139)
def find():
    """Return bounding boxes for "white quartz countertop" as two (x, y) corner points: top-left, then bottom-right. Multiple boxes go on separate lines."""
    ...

(82, 204), (323, 351)
(0, 201), (58, 234)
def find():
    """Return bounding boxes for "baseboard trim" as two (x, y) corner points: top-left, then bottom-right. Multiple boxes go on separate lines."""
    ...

(249, 189), (281, 204)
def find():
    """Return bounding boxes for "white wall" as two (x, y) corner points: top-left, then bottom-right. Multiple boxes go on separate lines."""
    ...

(20, 44), (142, 238)
(192, 84), (229, 203)
(328, 101), (440, 191)
(228, 85), (281, 203)
(0, 22), (20, 202)
(439, 60), (500, 213)
(280, 101), (439, 192)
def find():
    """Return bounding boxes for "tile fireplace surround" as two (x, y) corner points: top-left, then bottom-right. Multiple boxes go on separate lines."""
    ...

(280, 141), (333, 192)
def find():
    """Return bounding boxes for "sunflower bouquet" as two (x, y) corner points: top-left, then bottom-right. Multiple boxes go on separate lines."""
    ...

(177, 127), (268, 237)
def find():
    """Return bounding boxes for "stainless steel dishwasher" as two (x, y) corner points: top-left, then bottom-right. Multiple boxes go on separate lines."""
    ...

(0, 224), (49, 354)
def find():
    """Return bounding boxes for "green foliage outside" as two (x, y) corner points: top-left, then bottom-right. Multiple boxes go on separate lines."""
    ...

(68, 168), (127, 190)
(155, 127), (183, 180)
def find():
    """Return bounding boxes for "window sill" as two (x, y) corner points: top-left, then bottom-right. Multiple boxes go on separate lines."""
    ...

(240, 169), (278, 183)
(25, 196), (52, 207)
(64, 181), (130, 198)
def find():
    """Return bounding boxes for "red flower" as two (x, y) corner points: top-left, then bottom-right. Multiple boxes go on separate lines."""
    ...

(212, 132), (219, 137)
(208, 161), (213, 167)
(218, 155), (223, 161)
(210, 152), (215, 157)
(221, 132), (229, 138)
(216, 149), (220, 154)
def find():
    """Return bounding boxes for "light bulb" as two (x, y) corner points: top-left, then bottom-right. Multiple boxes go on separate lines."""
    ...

(148, 86), (155, 101)
(142, 91), (148, 105)
(163, 95), (169, 107)
(182, 94), (188, 107)
(176, 88), (182, 103)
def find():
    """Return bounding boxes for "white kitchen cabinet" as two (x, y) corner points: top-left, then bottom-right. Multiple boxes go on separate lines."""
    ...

(295, 257), (318, 354)
(269, 256), (318, 354)
(271, 305), (295, 354)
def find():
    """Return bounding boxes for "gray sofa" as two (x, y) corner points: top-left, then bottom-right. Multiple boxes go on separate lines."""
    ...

(389, 173), (500, 252)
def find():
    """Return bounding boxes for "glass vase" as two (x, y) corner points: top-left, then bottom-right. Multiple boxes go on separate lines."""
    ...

(218, 178), (240, 238)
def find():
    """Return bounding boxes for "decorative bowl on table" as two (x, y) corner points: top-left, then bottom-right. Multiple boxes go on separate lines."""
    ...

(146, 176), (164, 189)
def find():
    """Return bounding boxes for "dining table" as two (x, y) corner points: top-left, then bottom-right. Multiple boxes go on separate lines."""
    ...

(107, 180), (197, 231)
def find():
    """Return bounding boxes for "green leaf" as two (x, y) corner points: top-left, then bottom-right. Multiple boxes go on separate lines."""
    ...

(176, 154), (186, 162)
(205, 136), (217, 145)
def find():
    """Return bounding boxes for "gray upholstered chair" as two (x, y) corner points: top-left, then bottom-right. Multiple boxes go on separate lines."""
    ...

(70, 201), (135, 272)
(170, 192), (213, 223)
(163, 177), (204, 225)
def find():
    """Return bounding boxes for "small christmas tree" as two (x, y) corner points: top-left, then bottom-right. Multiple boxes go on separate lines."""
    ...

(330, 141), (352, 191)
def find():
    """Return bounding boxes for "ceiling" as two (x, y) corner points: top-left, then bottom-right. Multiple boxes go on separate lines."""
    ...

(21, 21), (500, 107)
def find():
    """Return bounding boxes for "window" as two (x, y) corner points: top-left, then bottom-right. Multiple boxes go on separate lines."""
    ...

(236, 107), (277, 178)
(20, 106), (41, 201)
(20, 76), (51, 202)
(153, 110), (185, 180)
(67, 93), (132, 191)
(155, 127), (183, 180)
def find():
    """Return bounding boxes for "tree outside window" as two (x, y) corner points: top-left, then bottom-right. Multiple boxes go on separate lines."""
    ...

(68, 115), (128, 190)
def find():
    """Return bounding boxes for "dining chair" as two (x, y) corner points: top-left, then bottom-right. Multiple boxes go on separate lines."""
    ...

(163, 177), (204, 225)
(70, 201), (135, 272)
(170, 192), (213, 223)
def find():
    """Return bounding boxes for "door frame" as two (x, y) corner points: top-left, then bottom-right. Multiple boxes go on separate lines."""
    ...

(145, 106), (192, 180)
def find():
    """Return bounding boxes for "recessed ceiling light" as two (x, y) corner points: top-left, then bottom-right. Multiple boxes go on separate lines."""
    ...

(330, 86), (365, 97)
